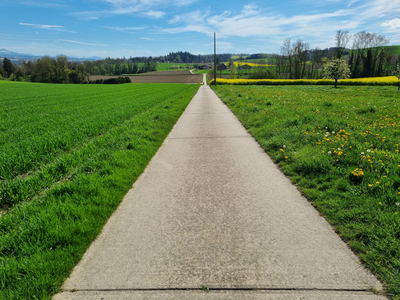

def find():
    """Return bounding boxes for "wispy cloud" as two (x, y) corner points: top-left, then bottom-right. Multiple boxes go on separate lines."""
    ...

(347, 0), (360, 7)
(19, 22), (75, 33)
(105, 26), (146, 31)
(73, 0), (192, 19)
(59, 39), (97, 46)
(142, 10), (166, 18)
(20, 23), (63, 30)
(162, 0), (400, 45)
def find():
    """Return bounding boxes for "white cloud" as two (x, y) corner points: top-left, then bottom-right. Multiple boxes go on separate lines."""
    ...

(59, 39), (97, 46)
(19, 22), (76, 33)
(74, 0), (193, 18)
(347, 0), (360, 7)
(161, 0), (400, 46)
(105, 26), (146, 31)
(241, 3), (259, 16)
(162, 24), (213, 36)
(19, 23), (63, 30)
(142, 10), (166, 18)
(381, 18), (400, 29)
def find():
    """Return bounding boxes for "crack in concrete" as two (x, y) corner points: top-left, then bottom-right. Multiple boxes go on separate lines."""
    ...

(63, 288), (376, 293)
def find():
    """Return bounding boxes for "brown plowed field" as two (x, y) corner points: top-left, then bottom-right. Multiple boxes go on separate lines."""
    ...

(90, 71), (202, 83)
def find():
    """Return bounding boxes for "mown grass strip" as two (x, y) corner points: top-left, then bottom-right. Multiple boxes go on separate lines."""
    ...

(0, 81), (200, 300)
(212, 85), (400, 299)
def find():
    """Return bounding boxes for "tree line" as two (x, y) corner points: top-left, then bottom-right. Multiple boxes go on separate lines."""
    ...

(128, 51), (232, 64)
(0, 56), (157, 83)
(273, 30), (399, 80)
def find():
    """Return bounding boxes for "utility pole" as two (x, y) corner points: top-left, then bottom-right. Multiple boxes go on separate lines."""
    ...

(214, 32), (217, 86)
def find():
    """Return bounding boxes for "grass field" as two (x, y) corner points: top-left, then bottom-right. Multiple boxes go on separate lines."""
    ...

(0, 81), (200, 299)
(212, 84), (400, 298)
(157, 62), (193, 71)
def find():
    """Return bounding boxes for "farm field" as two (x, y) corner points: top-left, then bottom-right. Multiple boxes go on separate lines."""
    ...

(213, 84), (400, 298)
(0, 81), (200, 299)
(211, 76), (399, 86)
(90, 70), (202, 83)
(157, 62), (194, 71)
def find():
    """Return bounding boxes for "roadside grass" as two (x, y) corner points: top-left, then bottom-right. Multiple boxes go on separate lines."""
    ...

(0, 81), (200, 300)
(212, 85), (400, 299)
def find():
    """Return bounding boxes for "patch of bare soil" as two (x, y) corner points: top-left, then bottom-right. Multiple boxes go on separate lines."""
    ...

(90, 72), (202, 83)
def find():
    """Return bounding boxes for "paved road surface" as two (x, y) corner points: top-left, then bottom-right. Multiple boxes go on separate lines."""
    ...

(54, 76), (387, 300)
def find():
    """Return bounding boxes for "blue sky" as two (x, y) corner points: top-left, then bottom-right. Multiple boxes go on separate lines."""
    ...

(1, 0), (399, 58)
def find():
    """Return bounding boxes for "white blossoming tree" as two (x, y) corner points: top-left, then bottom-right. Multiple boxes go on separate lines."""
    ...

(323, 58), (351, 88)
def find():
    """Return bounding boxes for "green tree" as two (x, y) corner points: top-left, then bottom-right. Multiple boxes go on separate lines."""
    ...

(2, 58), (14, 78)
(323, 58), (351, 88)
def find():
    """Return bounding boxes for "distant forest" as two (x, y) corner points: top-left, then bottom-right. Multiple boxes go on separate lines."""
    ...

(127, 51), (233, 64)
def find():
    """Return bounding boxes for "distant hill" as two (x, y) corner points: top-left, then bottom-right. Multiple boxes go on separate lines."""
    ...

(0, 49), (103, 62)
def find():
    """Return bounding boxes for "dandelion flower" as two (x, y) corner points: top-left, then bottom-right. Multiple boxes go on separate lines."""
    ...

(379, 202), (382, 205)
(328, 151), (332, 154)
(361, 152), (365, 155)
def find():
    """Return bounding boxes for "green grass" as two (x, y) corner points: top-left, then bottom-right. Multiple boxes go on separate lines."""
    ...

(157, 62), (193, 71)
(0, 81), (200, 299)
(212, 84), (400, 299)
(193, 70), (209, 75)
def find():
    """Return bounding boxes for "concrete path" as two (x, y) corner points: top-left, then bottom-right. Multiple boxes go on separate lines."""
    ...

(54, 76), (387, 300)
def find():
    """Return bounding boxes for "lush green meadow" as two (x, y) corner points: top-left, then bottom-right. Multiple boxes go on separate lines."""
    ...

(0, 81), (199, 299)
(213, 84), (400, 298)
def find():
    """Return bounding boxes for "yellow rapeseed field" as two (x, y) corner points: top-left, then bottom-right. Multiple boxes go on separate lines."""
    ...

(210, 76), (399, 86)
(233, 61), (274, 67)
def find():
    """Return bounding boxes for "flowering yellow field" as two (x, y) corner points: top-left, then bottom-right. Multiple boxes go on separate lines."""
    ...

(233, 61), (273, 67)
(210, 76), (399, 86)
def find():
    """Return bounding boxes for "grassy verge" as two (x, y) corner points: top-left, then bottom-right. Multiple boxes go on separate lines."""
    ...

(212, 85), (400, 298)
(0, 81), (200, 299)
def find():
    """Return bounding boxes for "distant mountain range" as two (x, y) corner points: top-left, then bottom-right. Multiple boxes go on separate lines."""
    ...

(0, 49), (103, 62)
